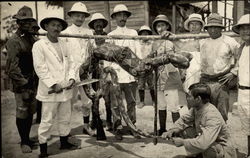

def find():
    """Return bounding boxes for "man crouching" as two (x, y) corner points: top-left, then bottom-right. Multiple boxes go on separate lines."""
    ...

(32, 14), (79, 158)
(162, 83), (236, 158)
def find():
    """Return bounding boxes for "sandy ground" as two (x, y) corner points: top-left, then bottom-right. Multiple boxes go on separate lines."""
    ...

(1, 90), (248, 158)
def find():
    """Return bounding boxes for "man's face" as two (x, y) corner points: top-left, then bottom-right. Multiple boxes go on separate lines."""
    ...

(207, 26), (223, 39)
(189, 21), (202, 34)
(93, 20), (104, 32)
(155, 22), (170, 35)
(114, 12), (128, 27)
(70, 12), (85, 27)
(186, 91), (200, 108)
(18, 19), (35, 33)
(239, 25), (250, 43)
(45, 20), (63, 38)
(140, 30), (150, 35)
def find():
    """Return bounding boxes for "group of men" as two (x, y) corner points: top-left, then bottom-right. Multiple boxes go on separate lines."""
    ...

(5, 1), (249, 158)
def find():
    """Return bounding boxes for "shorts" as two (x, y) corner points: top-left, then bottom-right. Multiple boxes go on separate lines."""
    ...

(158, 89), (187, 112)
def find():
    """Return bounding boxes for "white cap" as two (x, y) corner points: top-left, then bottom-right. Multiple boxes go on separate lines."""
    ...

(88, 13), (108, 29)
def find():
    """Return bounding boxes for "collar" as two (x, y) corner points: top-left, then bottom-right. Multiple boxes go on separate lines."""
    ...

(116, 26), (127, 31)
(70, 23), (83, 31)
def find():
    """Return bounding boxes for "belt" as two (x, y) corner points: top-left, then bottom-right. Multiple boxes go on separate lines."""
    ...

(239, 85), (250, 90)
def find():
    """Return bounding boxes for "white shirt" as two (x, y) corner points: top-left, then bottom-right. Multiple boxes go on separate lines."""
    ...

(62, 24), (94, 81)
(200, 35), (240, 75)
(104, 26), (139, 83)
(137, 40), (153, 59)
(239, 45), (250, 87)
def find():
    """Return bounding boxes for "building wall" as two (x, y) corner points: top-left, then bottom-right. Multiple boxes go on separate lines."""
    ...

(63, 1), (148, 33)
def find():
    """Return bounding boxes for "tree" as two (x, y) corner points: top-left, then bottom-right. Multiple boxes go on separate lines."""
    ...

(45, 1), (63, 8)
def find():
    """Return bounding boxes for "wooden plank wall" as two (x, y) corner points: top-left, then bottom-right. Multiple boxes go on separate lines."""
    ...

(63, 1), (147, 33)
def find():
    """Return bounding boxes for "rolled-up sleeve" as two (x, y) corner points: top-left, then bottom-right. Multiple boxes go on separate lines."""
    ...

(32, 42), (57, 88)
(5, 39), (28, 87)
(183, 114), (222, 155)
(173, 108), (195, 130)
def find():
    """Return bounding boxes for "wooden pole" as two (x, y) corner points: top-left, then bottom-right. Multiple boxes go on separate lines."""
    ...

(35, 1), (38, 21)
(172, 2), (176, 34)
(224, 0), (227, 30)
(212, 0), (218, 13)
(104, 1), (111, 33)
(33, 32), (239, 41)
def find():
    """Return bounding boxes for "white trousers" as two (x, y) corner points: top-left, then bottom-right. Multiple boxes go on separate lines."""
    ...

(38, 100), (71, 144)
(238, 89), (250, 135)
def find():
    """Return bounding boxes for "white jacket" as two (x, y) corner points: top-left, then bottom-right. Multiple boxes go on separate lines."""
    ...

(62, 24), (95, 81)
(32, 36), (76, 102)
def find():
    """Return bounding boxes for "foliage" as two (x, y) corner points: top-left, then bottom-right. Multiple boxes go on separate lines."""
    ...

(45, 1), (63, 8)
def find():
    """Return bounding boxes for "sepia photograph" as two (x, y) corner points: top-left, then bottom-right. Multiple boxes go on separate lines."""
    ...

(1, 0), (250, 158)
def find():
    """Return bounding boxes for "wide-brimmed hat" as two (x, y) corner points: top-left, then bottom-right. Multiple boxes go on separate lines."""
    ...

(88, 13), (108, 29)
(204, 13), (225, 29)
(184, 13), (205, 31)
(138, 25), (152, 35)
(232, 14), (250, 34)
(12, 6), (36, 21)
(67, 2), (90, 18)
(152, 14), (172, 33)
(40, 15), (68, 31)
(111, 4), (131, 19)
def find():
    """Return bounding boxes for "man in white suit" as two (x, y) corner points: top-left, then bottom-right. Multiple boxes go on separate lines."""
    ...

(62, 2), (96, 137)
(32, 15), (79, 158)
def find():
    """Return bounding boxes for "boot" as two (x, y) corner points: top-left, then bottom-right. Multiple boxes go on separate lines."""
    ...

(39, 143), (48, 158)
(60, 136), (79, 150)
(106, 121), (113, 131)
(150, 90), (155, 104)
(16, 118), (32, 153)
(157, 110), (167, 136)
(172, 112), (180, 123)
(138, 90), (145, 109)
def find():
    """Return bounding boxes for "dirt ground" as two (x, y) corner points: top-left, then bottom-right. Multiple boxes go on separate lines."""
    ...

(1, 90), (248, 158)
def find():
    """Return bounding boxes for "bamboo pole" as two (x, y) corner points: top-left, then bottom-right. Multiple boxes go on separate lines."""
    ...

(33, 31), (239, 41)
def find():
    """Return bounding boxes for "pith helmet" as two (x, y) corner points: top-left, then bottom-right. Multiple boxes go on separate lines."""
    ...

(67, 2), (90, 17)
(138, 25), (152, 35)
(232, 14), (250, 34)
(204, 13), (225, 30)
(152, 14), (172, 33)
(184, 13), (205, 31)
(40, 14), (68, 31)
(111, 4), (131, 19)
(88, 13), (108, 29)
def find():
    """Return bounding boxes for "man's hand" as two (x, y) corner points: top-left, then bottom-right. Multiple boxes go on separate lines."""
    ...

(161, 31), (173, 39)
(172, 137), (184, 147)
(51, 84), (63, 93)
(162, 128), (180, 139)
(65, 79), (75, 90)
(219, 72), (235, 85)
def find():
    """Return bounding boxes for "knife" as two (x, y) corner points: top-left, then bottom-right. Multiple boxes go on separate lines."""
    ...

(48, 79), (99, 94)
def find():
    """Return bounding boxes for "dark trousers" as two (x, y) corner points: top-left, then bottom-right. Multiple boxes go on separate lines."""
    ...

(120, 82), (137, 124)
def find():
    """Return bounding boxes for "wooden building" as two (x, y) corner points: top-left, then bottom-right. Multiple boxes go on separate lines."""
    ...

(63, 1), (209, 34)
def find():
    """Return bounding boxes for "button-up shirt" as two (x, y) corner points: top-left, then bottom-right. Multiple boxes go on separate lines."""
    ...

(173, 103), (235, 157)
(239, 45), (250, 87)
(104, 26), (139, 83)
(5, 29), (37, 93)
(62, 24), (94, 81)
(200, 35), (239, 76)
